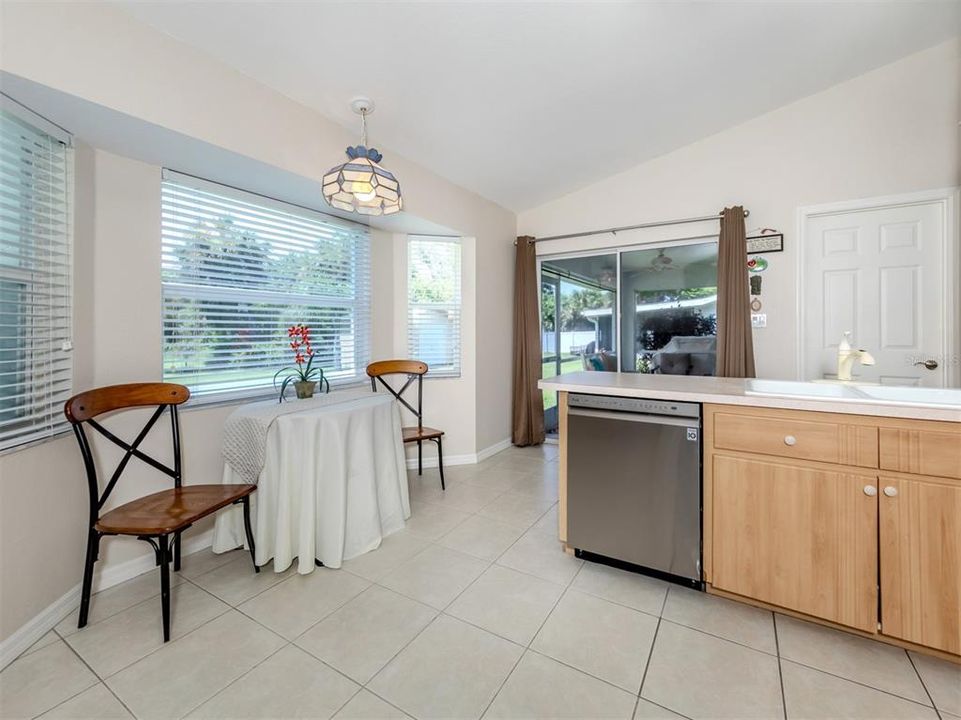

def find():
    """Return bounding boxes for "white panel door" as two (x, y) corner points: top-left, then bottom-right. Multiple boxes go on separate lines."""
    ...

(803, 202), (945, 387)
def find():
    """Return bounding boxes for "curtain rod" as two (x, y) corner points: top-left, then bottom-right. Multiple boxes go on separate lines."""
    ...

(526, 209), (750, 244)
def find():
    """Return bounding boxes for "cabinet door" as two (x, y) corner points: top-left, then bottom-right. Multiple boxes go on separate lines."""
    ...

(712, 455), (878, 632)
(879, 476), (961, 655)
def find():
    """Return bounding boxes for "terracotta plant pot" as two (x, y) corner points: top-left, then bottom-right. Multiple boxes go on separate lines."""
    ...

(294, 380), (317, 399)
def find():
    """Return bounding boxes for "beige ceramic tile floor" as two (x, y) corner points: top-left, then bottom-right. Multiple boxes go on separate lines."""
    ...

(2, 444), (958, 720)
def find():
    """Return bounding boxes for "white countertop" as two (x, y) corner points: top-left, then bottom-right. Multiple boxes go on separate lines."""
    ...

(539, 372), (961, 423)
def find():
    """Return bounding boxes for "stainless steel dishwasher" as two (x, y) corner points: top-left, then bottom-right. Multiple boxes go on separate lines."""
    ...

(567, 393), (702, 588)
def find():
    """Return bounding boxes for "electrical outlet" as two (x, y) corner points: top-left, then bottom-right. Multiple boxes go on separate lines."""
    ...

(751, 313), (767, 328)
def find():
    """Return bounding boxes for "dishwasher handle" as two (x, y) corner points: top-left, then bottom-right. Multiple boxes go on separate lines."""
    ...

(568, 407), (698, 427)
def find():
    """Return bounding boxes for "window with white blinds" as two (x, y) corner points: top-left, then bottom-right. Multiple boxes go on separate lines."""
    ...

(0, 102), (73, 451)
(161, 172), (371, 400)
(407, 236), (461, 377)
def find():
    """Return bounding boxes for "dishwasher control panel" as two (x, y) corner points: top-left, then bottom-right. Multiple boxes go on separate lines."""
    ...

(569, 393), (700, 419)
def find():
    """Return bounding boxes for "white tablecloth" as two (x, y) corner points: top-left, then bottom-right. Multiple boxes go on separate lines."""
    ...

(212, 392), (409, 574)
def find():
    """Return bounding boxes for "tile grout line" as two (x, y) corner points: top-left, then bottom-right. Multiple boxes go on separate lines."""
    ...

(775, 648), (946, 711)
(634, 583), (674, 701)
(781, 655), (948, 712)
(773, 613), (788, 720)
(476, 544), (588, 719)
(175, 641), (291, 720)
(654, 614), (780, 658)
(101, 605), (237, 684)
(905, 649), (944, 719)
(174, 579), (372, 718)
(58, 574), (235, 683)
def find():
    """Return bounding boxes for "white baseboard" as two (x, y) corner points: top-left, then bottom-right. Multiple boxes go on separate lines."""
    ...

(0, 529), (214, 670)
(476, 437), (513, 463)
(91, 529), (214, 594)
(404, 437), (512, 470)
(0, 583), (80, 672)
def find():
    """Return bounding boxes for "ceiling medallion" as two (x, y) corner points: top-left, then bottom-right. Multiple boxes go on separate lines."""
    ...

(322, 97), (403, 216)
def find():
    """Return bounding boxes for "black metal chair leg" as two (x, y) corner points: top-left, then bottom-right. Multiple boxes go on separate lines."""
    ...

(173, 530), (182, 572)
(158, 534), (171, 642)
(78, 529), (100, 629)
(417, 440), (423, 475)
(434, 437), (446, 490)
(242, 495), (259, 573)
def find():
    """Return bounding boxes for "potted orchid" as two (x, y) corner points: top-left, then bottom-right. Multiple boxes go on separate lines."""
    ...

(273, 324), (330, 401)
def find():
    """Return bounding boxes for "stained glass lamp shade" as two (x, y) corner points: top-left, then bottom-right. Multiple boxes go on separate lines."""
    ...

(323, 145), (403, 216)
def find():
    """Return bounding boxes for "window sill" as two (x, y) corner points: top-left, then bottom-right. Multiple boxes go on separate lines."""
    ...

(0, 428), (73, 458)
(179, 379), (370, 413)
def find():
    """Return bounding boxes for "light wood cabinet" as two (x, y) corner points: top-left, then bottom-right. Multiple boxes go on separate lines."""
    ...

(879, 474), (961, 655)
(705, 404), (961, 661)
(712, 408), (878, 468)
(879, 427), (961, 480)
(711, 455), (879, 633)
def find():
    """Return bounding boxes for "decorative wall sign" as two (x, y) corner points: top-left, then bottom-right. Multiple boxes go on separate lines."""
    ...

(746, 232), (783, 254)
(747, 256), (768, 273)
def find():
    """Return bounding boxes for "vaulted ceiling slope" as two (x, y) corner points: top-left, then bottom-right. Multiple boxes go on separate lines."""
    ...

(117, 1), (961, 212)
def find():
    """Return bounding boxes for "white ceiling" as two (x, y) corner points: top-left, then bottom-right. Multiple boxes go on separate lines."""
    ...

(116, 1), (961, 212)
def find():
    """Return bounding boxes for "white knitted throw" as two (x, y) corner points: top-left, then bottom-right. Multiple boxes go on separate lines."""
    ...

(222, 388), (374, 486)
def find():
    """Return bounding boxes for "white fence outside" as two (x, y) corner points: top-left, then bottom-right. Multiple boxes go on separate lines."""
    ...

(541, 330), (600, 356)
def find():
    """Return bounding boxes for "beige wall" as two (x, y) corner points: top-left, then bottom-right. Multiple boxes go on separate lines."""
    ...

(519, 39), (961, 380)
(0, 2), (516, 644)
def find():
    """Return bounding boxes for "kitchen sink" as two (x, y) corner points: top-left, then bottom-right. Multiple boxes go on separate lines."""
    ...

(745, 379), (852, 399)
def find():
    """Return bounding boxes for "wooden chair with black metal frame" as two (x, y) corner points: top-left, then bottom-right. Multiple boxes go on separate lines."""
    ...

(64, 382), (259, 642)
(366, 360), (446, 490)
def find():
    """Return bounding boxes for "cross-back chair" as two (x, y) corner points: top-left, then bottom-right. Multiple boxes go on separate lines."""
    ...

(64, 382), (258, 642)
(366, 360), (446, 490)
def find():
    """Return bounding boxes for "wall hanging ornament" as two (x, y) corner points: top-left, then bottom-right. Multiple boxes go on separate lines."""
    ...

(322, 97), (403, 216)
(749, 274), (763, 296)
(750, 297), (763, 312)
(746, 228), (783, 254)
(747, 256), (768, 273)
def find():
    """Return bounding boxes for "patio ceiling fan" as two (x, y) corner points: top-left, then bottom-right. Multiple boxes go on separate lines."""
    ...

(649, 249), (678, 272)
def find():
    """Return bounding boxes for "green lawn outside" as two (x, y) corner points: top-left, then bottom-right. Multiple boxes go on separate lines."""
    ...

(542, 355), (582, 410)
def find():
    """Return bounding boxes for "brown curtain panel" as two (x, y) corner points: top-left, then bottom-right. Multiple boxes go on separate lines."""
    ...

(715, 206), (756, 378)
(511, 236), (545, 446)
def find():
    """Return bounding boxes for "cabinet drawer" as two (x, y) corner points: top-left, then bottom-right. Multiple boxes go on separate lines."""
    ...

(880, 427), (961, 480)
(712, 410), (878, 468)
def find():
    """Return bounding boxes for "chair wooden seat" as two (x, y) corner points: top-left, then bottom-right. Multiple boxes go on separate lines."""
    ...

(96, 484), (255, 536)
(402, 426), (445, 442)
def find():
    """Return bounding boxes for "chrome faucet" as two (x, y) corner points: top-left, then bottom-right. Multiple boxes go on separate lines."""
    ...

(837, 331), (875, 381)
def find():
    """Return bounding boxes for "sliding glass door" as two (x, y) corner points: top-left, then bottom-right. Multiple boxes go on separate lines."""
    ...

(619, 241), (718, 375)
(538, 240), (718, 434)
(540, 254), (616, 434)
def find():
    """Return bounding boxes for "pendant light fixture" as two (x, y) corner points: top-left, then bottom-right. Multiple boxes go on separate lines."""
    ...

(322, 97), (403, 216)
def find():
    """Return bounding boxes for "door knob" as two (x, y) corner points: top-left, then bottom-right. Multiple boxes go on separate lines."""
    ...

(784, 435), (797, 446)
(864, 485), (877, 497)
(914, 359), (939, 370)
(883, 486), (898, 497)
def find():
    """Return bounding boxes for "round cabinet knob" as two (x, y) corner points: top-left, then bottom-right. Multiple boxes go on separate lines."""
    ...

(883, 486), (898, 497)
(784, 435), (797, 446)
(864, 485), (878, 497)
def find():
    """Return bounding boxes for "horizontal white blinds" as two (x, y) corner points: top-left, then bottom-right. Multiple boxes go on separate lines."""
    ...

(161, 173), (371, 399)
(407, 236), (461, 377)
(0, 105), (72, 450)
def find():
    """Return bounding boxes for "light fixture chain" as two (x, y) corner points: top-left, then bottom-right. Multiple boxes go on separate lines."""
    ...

(360, 111), (368, 147)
